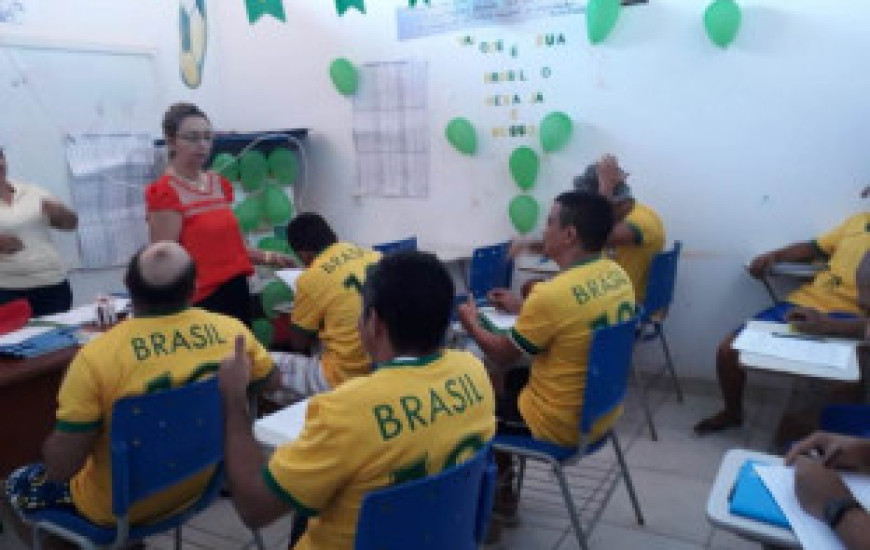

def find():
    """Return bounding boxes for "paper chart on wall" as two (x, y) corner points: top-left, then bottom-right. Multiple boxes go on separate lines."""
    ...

(397, 0), (586, 40)
(353, 60), (429, 198)
(0, 1), (25, 25)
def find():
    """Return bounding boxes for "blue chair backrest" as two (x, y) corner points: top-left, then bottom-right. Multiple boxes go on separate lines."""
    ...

(469, 242), (513, 300)
(643, 241), (682, 318)
(110, 377), (224, 517)
(820, 404), (870, 438)
(354, 444), (496, 550)
(373, 236), (418, 255)
(580, 315), (640, 435)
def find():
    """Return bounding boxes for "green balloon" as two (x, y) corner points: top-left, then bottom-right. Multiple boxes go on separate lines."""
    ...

(586, 0), (621, 45)
(268, 148), (299, 186)
(211, 153), (239, 181)
(445, 117), (477, 156)
(509, 195), (539, 235)
(540, 112), (574, 153)
(509, 147), (539, 191)
(252, 318), (274, 347)
(239, 150), (269, 192)
(257, 236), (290, 254)
(704, 0), (741, 48)
(234, 196), (261, 233)
(261, 184), (294, 225)
(261, 281), (294, 319)
(329, 58), (359, 96)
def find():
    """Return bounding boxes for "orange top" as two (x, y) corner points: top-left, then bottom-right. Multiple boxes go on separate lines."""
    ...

(145, 173), (253, 303)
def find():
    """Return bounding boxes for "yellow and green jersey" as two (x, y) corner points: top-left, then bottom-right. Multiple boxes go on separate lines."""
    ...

(510, 257), (636, 447)
(789, 213), (870, 313)
(610, 202), (665, 302)
(264, 349), (496, 550)
(57, 307), (274, 525)
(291, 242), (382, 387)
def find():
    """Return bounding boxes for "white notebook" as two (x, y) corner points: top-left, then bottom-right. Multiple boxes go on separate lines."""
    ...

(253, 399), (310, 448)
(733, 321), (856, 371)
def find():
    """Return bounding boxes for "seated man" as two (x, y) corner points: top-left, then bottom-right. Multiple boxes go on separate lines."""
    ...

(695, 208), (870, 436)
(219, 251), (496, 550)
(786, 431), (870, 550)
(271, 213), (381, 401)
(3, 241), (276, 546)
(512, 155), (664, 301)
(457, 191), (636, 530)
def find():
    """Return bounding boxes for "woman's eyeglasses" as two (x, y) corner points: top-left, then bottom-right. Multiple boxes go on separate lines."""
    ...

(177, 132), (215, 143)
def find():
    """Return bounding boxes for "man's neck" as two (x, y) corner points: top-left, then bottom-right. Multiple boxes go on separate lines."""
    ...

(552, 248), (599, 270)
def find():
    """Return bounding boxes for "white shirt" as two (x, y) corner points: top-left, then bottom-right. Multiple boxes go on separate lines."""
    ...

(0, 180), (68, 289)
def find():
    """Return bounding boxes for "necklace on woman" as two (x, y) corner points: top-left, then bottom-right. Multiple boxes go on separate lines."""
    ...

(170, 167), (208, 193)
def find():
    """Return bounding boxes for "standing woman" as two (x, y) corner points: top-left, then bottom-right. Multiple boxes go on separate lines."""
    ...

(145, 103), (293, 327)
(0, 146), (78, 316)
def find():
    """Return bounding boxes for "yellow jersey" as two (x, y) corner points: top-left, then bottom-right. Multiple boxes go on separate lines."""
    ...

(789, 213), (870, 313)
(290, 242), (382, 387)
(610, 202), (665, 302)
(264, 349), (496, 550)
(510, 257), (636, 446)
(56, 307), (273, 525)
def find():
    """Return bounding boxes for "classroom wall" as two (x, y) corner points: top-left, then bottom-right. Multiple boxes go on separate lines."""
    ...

(207, 0), (870, 380)
(1, 0), (230, 302)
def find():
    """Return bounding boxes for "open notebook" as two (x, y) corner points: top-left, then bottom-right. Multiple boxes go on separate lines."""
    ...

(253, 399), (310, 448)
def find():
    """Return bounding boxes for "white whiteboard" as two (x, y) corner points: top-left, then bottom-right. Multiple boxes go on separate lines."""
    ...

(0, 37), (162, 268)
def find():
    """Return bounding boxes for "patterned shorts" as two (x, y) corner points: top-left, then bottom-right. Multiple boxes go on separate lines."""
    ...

(5, 463), (75, 514)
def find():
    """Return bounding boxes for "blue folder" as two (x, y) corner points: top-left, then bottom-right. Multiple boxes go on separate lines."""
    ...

(0, 327), (79, 358)
(728, 460), (791, 529)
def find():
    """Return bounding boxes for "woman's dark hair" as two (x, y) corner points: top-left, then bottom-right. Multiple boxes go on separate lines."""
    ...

(162, 102), (209, 141)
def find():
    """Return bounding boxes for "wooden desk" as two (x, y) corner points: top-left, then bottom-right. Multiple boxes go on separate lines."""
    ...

(0, 346), (77, 477)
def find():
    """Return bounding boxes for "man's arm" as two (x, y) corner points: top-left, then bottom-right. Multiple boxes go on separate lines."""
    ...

(747, 241), (825, 279)
(458, 298), (523, 366)
(286, 326), (316, 354)
(786, 307), (868, 339)
(220, 336), (294, 528)
(42, 430), (99, 482)
(42, 199), (78, 231)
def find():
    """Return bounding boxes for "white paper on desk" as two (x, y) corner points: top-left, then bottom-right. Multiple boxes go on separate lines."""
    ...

(479, 307), (518, 331)
(254, 399), (309, 448)
(38, 304), (97, 326)
(755, 465), (870, 550)
(733, 321), (854, 370)
(0, 325), (54, 346)
(275, 269), (305, 292)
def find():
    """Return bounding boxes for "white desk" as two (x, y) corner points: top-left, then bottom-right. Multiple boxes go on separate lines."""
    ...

(706, 448), (799, 548)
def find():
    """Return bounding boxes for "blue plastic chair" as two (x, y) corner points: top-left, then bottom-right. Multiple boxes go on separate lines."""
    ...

(494, 316), (645, 550)
(820, 404), (870, 438)
(468, 241), (513, 302)
(372, 236), (418, 255)
(24, 378), (263, 550)
(354, 444), (496, 550)
(634, 241), (684, 441)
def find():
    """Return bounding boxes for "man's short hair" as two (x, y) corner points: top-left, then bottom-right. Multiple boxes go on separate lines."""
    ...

(362, 251), (455, 355)
(555, 191), (614, 253)
(124, 247), (196, 310)
(286, 213), (338, 255)
(573, 163), (633, 203)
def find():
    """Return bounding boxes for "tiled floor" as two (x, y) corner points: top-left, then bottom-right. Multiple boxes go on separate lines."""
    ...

(0, 373), (789, 550)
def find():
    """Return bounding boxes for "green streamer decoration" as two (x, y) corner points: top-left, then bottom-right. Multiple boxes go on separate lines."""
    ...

(540, 112), (574, 153)
(234, 196), (261, 233)
(509, 147), (539, 191)
(211, 153), (239, 181)
(335, 0), (365, 16)
(268, 148), (299, 186)
(244, 0), (286, 24)
(261, 184), (294, 225)
(239, 150), (269, 192)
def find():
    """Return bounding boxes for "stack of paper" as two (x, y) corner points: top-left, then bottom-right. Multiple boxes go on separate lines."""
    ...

(275, 268), (305, 292)
(755, 464), (870, 550)
(733, 321), (855, 370)
(253, 399), (310, 448)
(478, 306), (517, 333)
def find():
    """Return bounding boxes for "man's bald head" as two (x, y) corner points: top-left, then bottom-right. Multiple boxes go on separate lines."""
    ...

(125, 242), (197, 312)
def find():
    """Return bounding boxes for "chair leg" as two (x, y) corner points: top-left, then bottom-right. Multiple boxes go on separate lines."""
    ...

(657, 326), (683, 403)
(251, 529), (266, 550)
(551, 464), (590, 550)
(515, 456), (527, 499)
(32, 525), (43, 550)
(175, 525), (183, 550)
(631, 367), (658, 441)
(611, 434), (644, 526)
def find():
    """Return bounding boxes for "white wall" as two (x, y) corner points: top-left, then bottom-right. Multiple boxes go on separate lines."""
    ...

(207, 0), (870, 380)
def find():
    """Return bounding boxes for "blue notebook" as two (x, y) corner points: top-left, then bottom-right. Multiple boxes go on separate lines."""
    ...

(728, 460), (791, 529)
